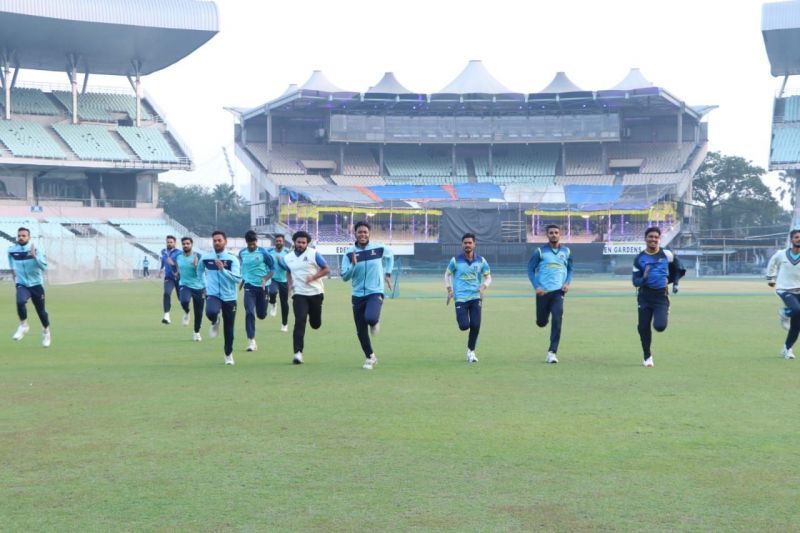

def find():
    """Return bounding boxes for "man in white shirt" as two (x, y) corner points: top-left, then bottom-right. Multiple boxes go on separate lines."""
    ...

(766, 229), (800, 360)
(280, 231), (330, 364)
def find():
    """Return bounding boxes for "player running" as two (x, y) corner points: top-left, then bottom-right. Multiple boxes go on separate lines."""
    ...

(267, 234), (290, 333)
(175, 236), (205, 342)
(238, 230), (274, 352)
(527, 224), (573, 364)
(199, 231), (241, 365)
(8, 227), (51, 347)
(159, 235), (181, 324)
(340, 221), (394, 370)
(632, 226), (685, 368)
(445, 233), (491, 363)
(766, 228), (800, 360)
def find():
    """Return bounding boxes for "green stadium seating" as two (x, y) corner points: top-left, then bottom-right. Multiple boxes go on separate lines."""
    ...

(0, 121), (65, 158)
(117, 127), (179, 162)
(771, 126), (800, 164)
(53, 91), (152, 122)
(53, 123), (130, 160)
(0, 88), (63, 116)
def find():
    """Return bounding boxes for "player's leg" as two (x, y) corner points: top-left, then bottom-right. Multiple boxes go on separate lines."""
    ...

(192, 289), (204, 337)
(12, 285), (32, 340)
(243, 285), (257, 341)
(455, 301), (470, 331)
(637, 294), (654, 362)
(206, 296), (222, 339)
(352, 296), (372, 358)
(548, 291), (565, 354)
(222, 300), (236, 358)
(29, 285), (50, 347)
(255, 286), (268, 320)
(652, 294), (669, 333)
(780, 292), (800, 359)
(292, 295), (309, 356)
(308, 294), (323, 330)
(162, 279), (175, 323)
(467, 299), (481, 352)
(536, 293), (549, 328)
(278, 281), (290, 326)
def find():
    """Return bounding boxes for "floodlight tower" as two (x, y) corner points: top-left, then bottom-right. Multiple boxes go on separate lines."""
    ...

(763, 1), (800, 228)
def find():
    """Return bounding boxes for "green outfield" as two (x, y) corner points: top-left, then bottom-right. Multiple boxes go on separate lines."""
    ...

(0, 276), (797, 531)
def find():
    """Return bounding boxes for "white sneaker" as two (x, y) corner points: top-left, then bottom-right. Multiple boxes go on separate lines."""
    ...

(247, 339), (257, 352)
(182, 312), (190, 326)
(12, 323), (29, 341)
(42, 328), (51, 348)
(293, 352), (304, 365)
(224, 354), (235, 365)
(546, 351), (558, 364)
(192, 332), (202, 342)
(467, 350), (478, 363)
(363, 354), (378, 369)
(162, 312), (171, 325)
(782, 346), (796, 360)
(370, 322), (380, 336)
(779, 308), (791, 331)
(269, 303), (277, 317)
(643, 356), (655, 368)
(280, 324), (289, 333)
(209, 318), (220, 339)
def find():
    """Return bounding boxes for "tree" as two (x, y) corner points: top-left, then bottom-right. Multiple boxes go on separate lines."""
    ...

(776, 171), (796, 210)
(158, 181), (250, 237)
(692, 151), (788, 235)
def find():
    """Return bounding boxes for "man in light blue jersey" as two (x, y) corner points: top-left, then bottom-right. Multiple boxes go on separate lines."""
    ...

(159, 235), (181, 324)
(239, 230), (274, 352)
(341, 221), (394, 370)
(198, 230), (241, 365)
(176, 236), (205, 342)
(267, 234), (290, 332)
(528, 224), (573, 364)
(445, 233), (491, 363)
(8, 227), (51, 347)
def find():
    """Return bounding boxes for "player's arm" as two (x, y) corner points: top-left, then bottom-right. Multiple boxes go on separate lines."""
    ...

(340, 248), (355, 281)
(445, 258), (456, 297)
(382, 246), (394, 285)
(29, 244), (48, 270)
(8, 252), (15, 281)
(562, 252), (573, 292)
(528, 250), (544, 295)
(767, 251), (781, 287)
(632, 255), (646, 287)
(479, 260), (492, 298)
(667, 251), (686, 293)
(306, 253), (330, 282)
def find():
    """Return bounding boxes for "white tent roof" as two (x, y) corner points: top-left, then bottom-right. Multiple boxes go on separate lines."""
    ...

(612, 68), (654, 90)
(437, 60), (514, 94)
(280, 83), (299, 97)
(367, 72), (413, 94)
(538, 72), (585, 93)
(299, 70), (345, 93)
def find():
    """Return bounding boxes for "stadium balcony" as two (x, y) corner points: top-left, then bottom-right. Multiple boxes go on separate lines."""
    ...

(331, 175), (386, 186)
(605, 142), (695, 173)
(384, 145), (467, 178)
(271, 175), (328, 186)
(340, 145), (380, 176)
(53, 91), (153, 122)
(555, 175), (616, 186)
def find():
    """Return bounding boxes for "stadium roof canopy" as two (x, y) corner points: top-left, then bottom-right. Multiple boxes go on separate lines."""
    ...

(241, 63), (705, 122)
(762, 1), (800, 76)
(0, 0), (219, 75)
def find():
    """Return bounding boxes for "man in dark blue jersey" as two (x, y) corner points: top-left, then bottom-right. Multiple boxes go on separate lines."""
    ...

(159, 235), (181, 324)
(632, 227), (685, 367)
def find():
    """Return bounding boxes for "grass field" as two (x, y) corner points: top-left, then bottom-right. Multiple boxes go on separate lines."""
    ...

(1, 276), (797, 531)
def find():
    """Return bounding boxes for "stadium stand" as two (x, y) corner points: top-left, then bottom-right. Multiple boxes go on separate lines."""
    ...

(771, 126), (800, 164)
(605, 142), (695, 173)
(53, 91), (152, 122)
(331, 175), (386, 186)
(783, 96), (800, 122)
(474, 145), (559, 182)
(0, 121), (65, 158)
(271, 175), (328, 186)
(117, 127), (179, 162)
(564, 144), (605, 175)
(0, 88), (63, 116)
(53, 123), (130, 161)
(384, 145), (467, 179)
(556, 175), (616, 185)
(341, 145), (380, 176)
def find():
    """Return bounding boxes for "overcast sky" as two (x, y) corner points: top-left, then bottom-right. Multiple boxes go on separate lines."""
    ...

(25, 0), (784, 194)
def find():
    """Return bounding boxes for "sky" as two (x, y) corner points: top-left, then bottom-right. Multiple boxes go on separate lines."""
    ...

(20, 0), (784, 195)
